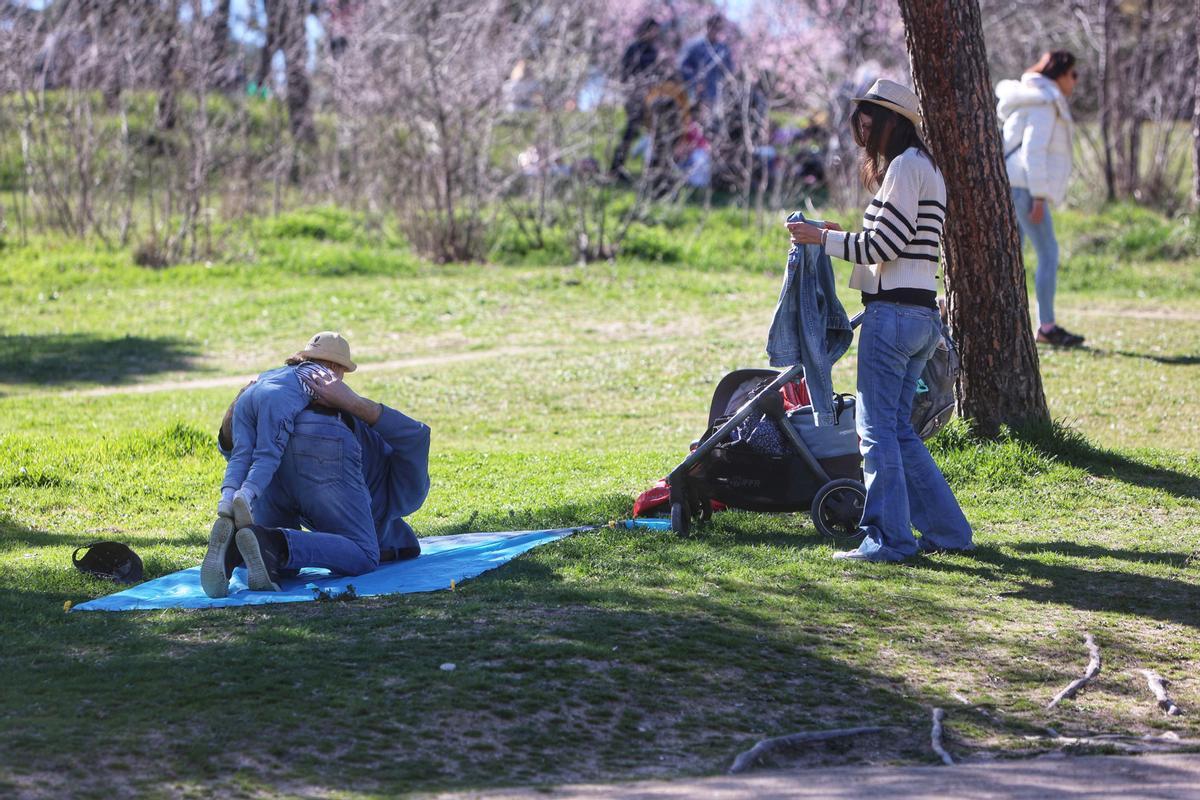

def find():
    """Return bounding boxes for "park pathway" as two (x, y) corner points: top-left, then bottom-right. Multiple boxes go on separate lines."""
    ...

(428, 753), (1200, 800)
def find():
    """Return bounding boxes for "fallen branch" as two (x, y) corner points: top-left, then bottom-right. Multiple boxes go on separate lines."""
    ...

(1047, 633), (1101, 709)
(1136, 669), (1182, 716)
(728, 726), (884, 774)
(931, 707), (954, 765)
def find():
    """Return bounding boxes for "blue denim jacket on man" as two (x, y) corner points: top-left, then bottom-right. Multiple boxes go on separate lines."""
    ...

(766, 212), (853, 426)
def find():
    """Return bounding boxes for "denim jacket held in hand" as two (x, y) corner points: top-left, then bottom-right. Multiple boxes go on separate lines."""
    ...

(766, 211), (853, 426)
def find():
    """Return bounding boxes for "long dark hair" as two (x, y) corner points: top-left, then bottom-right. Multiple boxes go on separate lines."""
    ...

(1028, 50), (1076, 80)
(850, 101), (937, 190)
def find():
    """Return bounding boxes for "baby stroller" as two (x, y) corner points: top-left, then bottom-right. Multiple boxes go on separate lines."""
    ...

(666, 312), (958, 538)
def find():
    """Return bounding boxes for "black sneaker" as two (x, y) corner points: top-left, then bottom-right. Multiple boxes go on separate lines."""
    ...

(235, 525), (289, 592)
(1036, 325), (1085, 347)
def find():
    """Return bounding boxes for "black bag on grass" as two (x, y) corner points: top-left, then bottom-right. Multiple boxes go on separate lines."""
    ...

(72, 541), (144, 584)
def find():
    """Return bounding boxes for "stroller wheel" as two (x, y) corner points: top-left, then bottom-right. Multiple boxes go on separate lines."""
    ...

(811, 479), (866, 540)
(670, 500), (691, 537)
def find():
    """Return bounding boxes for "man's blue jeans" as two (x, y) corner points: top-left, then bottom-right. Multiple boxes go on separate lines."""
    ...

(1012, 187), (1059, 327)
(251, 410), (380, 576)
(854, 302), (973, 561)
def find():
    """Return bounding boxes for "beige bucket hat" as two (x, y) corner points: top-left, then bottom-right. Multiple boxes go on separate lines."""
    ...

(299, 331), (357, 372)
(853, 78), (923, 129)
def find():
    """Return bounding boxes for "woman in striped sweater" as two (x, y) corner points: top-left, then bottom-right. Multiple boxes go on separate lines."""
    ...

(786, 79), (973, 562)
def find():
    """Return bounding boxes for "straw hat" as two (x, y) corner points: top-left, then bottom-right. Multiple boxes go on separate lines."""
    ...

(299, 331), (357, 372)
(852, 79), (923, 129)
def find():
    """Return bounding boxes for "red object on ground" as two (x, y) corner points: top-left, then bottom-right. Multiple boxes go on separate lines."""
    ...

(631, 377), (809, 518)
(633, 479), (728, 518)
(632, 479), (671, 517)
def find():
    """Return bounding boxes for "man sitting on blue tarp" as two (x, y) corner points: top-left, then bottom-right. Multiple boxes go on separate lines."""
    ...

(201, 370), (431, 598)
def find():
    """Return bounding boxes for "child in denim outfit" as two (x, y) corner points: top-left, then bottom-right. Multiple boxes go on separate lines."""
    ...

(201, 331), (357, 598)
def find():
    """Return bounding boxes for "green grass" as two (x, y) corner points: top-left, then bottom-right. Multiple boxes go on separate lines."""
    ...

(1, 204), (1199, 797)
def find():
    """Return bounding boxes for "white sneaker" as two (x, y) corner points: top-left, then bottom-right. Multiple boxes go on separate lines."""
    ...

(832, 548), (872, 561)
(200, 516), (235, 598)
(232, 491), (255, 530)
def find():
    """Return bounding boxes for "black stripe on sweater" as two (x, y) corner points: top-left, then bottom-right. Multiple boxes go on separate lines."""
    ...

(916, 224), (942, 234)
(919, 199), (947, 212)
(868, 199), (917, 235)
(898, 252), (941, 262)
(872, 216), (911, 251)
(862, 234), (876, 262)
(868, 228), (901, 261)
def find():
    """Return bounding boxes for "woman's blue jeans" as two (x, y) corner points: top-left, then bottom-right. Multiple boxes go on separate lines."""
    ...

(251, 410), (380, 576)
(854, 302), (973, 561)
(1012, 187), (1059, 327)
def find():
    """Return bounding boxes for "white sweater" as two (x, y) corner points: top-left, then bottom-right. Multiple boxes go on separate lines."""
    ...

(995, 73), (1074, 206)
(823, 148), (946, 294)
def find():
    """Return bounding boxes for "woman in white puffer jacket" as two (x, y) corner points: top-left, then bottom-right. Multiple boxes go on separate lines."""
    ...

(996, 51), (1083, 347)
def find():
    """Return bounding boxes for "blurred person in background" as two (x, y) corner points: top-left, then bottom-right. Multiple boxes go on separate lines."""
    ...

(996, 50), (1083, 348)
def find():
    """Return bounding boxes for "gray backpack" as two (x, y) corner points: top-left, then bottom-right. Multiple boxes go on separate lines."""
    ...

(912, 323), (960, 440)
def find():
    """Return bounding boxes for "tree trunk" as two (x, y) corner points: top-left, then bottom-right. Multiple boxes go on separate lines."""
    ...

(1099, 0), (1117, 202)
(1121, 0), (1156, 199)
(280, 0), (315, 149)
(210, 0), (232, 84)
(155, 0), (181, 132)
(1193, 0), (1200, 209)
(256, 0), (279, 89)
(896, 0), (1049, 436)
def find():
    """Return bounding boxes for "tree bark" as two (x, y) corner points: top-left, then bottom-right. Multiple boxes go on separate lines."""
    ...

(897, 0), (1049, 436)
(279, 0), (315, 148)
(257, 0), (280, 89)
(210, 0), (233, 81)
(155, 0), (181, 132)
(1193, 0), (1200, 209)
(1099, 0), (1117, 202)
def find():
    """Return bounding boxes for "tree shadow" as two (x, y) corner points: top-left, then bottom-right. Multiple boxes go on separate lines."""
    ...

(0, 513), (931, 797)
(5, 497), (1199, 795)
(1013, 424), (1200, 502)
(914, 544), (1200, 629)
(0, 333), (198, 389)
(1008, 540), (1194, 569)
(1083, 345), (1200, 366)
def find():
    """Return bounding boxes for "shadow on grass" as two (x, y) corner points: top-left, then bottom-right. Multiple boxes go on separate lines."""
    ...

(915, 544), (1200, 629)
(1013, 421), (1200, 501)
(0, 333), (198, 389)
(1084, 346), (1200, 366)
(0, 515), (931, 796)
(1008, 540), (1194, 568)
(4, 494), (1200, 795)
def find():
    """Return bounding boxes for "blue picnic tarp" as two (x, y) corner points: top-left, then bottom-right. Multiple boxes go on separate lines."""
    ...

(72, 528), (587, 612)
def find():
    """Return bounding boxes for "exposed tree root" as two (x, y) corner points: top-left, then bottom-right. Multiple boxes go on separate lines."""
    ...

(1136, 669), (1182, 716)
(728, 726), (884, 774)
(1047, 633), (1101, 709)
(1026, 732), (1200, 753)
(931, 707), (954, 765)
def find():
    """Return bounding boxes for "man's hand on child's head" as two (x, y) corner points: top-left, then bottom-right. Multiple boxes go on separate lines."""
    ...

(302, 369), (383, 425)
